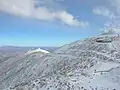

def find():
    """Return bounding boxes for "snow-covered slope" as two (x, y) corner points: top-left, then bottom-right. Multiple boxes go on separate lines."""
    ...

(1, 35), (120, 90)
(55, 35), (120, 61)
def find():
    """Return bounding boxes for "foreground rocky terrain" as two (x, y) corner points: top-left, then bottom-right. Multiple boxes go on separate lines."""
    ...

(0, 35), (120, 90)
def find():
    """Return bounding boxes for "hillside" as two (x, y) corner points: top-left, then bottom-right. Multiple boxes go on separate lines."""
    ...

(0, 35), (120, 90)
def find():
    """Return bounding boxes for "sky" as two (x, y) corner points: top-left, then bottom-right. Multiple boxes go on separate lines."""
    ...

(0, 0), (120, 46)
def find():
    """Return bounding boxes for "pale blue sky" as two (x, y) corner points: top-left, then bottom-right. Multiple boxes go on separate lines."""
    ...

(0, 0), (119, 46)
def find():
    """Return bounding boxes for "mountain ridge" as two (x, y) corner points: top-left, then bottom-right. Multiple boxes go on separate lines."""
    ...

(0, 35), (120, 90)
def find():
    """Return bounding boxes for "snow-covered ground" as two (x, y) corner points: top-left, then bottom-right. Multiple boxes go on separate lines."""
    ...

(1, 35), (120, 90)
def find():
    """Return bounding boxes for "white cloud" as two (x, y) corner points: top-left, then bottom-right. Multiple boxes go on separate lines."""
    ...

(109, 0), (120, 14)
(34, 7), (55, 21)
(93, 6), (115, 19)
(92, 0), (120, 18)
(0, 0), (34, 17)
(56, 11), (89, 27)
(92, 0), (120, 34)
(0, 0), (89, 28)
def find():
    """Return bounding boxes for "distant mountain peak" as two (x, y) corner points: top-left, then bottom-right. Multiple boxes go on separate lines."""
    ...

(26, 48), (50, 54)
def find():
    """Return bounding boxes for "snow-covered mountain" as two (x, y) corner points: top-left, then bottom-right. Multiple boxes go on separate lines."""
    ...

(25, 48), (50, 55)
(0, 35), (120, 90)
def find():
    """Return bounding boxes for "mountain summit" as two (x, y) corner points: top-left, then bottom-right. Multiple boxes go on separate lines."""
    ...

(26, 48), (50, 54)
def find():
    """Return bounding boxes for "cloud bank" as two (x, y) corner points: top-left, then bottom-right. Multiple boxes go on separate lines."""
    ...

(0, 0), (89, 27)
